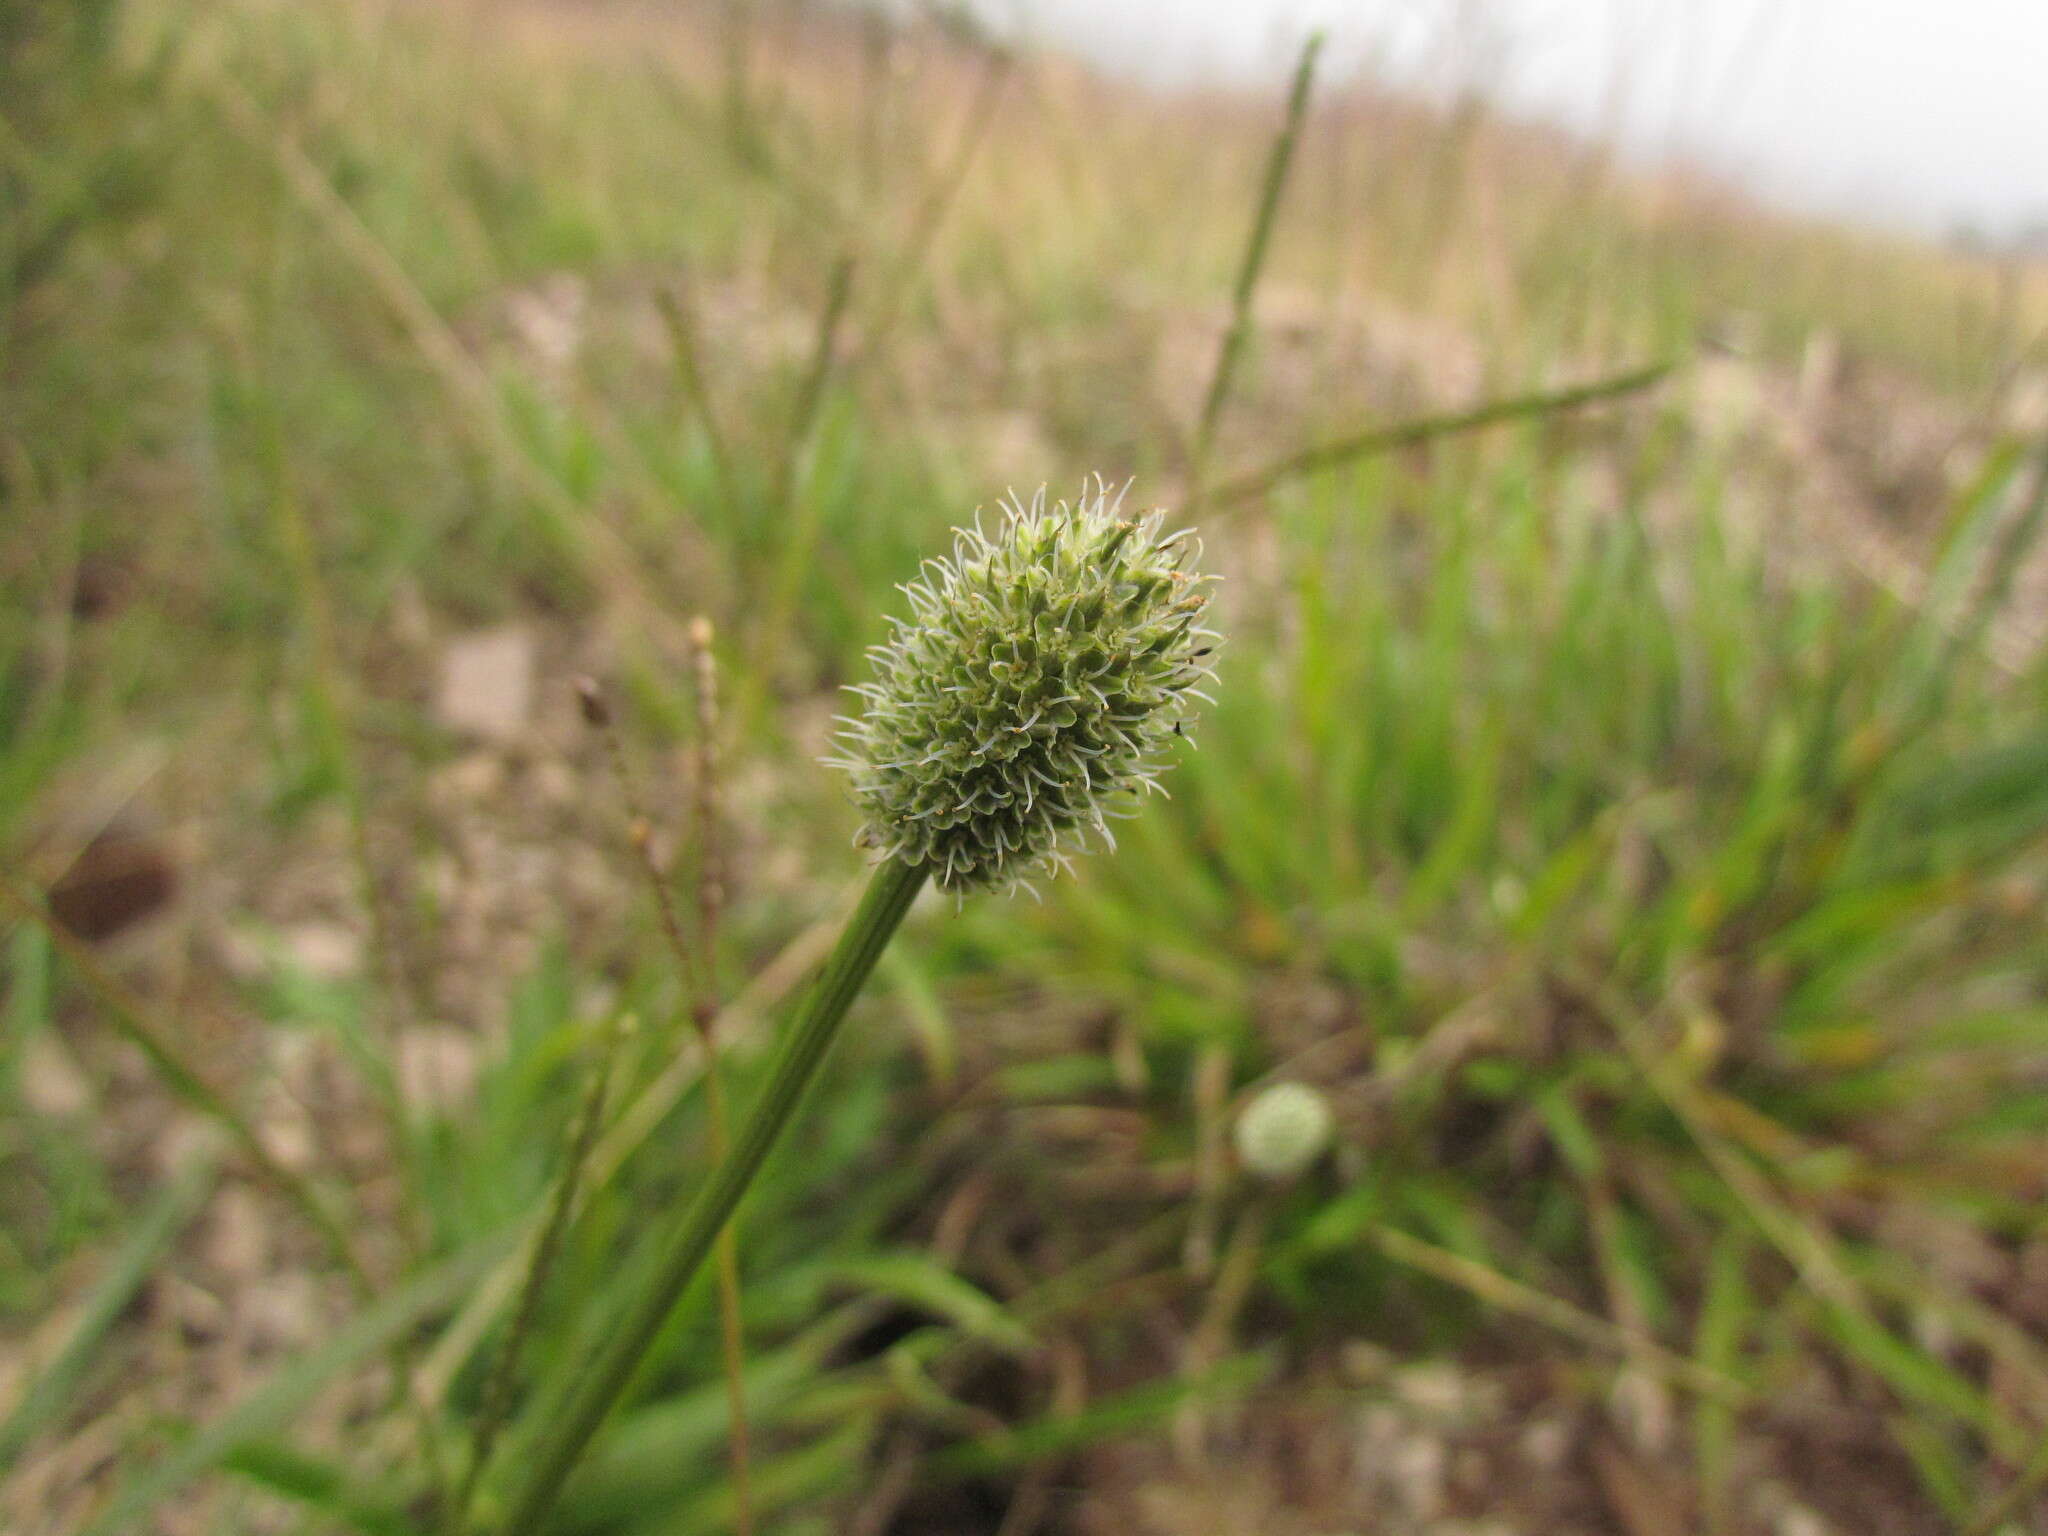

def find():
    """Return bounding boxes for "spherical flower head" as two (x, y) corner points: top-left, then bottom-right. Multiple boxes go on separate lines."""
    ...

(1234, 1081), (1333, 1182)
(831, 478), (1218, 894)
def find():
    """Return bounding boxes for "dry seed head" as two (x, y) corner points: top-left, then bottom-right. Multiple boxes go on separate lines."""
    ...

(829, 478), (1218, 894)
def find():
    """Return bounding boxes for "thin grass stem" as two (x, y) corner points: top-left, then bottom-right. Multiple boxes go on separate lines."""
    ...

(655, 280), (739, 515)
(1964, 1432), (2048, 1536)
(757, 253), (859, 678)
(858, 46), (1012, 357)
(453, 1012), (627, 1528)
(1, 880), (368, 1287)
(263, 451), (420, 1224)
(578, 647), (759, 1535)
(1207, 360), (1675, 510)
(0, 1148), (218, 1478)
(1187, 32), (1323, 505)
(685, 621), (757, 1536)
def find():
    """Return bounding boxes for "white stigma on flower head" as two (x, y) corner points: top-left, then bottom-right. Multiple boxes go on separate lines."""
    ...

(828, 476), (1220, 895)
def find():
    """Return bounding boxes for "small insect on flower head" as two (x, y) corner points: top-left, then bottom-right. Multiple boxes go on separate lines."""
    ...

(828, 477), (1219, 895)
(1234, 1081), (1334, 1182)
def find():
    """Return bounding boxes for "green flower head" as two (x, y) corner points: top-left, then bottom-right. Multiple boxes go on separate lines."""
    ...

(831, 478), (1218, 894)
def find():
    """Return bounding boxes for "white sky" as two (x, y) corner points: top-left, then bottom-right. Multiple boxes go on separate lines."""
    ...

(965, 0), (2048, 240)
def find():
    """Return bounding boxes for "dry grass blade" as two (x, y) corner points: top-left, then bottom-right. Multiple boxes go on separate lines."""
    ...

(860, 44), (1013, 356)
(1578, 965), (2031, 1458)
(656, 280), (739, 513)
(1181, 1041), (1232, 1280)
(1367, 1224), (1745, 1401)
(0, 1150), (218, 1479)
(206, 81), (702, 650)
(78, 1231), (509, 1536)
(0, 878), (371, 1293)
(1207, 360), (1675, 509)
(1176, 1196), (1271, 1464)
(688, 619), (727, 1022)
(1964, 1432), (2048, 1536)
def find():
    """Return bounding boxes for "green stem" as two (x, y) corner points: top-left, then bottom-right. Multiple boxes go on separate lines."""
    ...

(497, 856), (928, 1536)
(1206, 359), (1675, 510)
(1187, 30), (1323, 505)
(454, 1017), (622, 1526)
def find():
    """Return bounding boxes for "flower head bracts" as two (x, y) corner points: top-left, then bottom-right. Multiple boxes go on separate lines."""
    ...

(830, 478), (1218, 894)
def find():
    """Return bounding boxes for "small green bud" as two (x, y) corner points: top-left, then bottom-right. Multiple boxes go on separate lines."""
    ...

(1234, 1081), (1333, 1181)
(830, 478), (1218, 894)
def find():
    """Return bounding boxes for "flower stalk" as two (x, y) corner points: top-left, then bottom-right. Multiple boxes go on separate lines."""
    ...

(498, 854), (927, 1536)
(499, 478), (1213, 1533)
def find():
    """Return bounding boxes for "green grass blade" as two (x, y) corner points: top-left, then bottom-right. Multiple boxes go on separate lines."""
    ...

(1208, 361), (1674, 510)
(831, 1252), (1034, 1357)
(80, 1230), (510, 1536)
(0, 1150), (219, 1479)
(1187, 30), (1323, 496)
(221, 1441), (425, 1536)
(924, 1352), (1273, 1480)
(1692, 1232), (1751, 1534)
(500, 857), (927, 1536)
(0, 878), (369, 1290)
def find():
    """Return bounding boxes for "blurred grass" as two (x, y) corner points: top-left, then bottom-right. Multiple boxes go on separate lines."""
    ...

(4, 0), (2048, 1532)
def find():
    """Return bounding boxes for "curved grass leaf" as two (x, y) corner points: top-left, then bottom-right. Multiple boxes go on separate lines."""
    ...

(0, 1151), (219, 1480)
(81, 1229), (509, 1536)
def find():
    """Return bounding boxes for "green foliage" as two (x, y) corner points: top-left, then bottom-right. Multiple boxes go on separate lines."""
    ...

(3, 0), (2047, 1530)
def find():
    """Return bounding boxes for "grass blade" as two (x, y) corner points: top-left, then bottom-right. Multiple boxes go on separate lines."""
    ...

(831, 1252), (1034, 1357)
(499, 856), (928, 1536)
(221, 1441), (424, 1536)
(0, 1150), (218, 1479)
(1208, 361), (1675, 510)
(80, 1230), (509, 1536)
(924, 1352), (1273, 1480)
(654, 280), (738, 512)
(1188, 31), (1323, 500)
(0, 877), (370, 1291)
(454, 1015), (626, 1522)
(1692, 1231), (1751, 1534)
(1965, 1431), (2048, 1536)
(1368, 1224), (1742, 1401)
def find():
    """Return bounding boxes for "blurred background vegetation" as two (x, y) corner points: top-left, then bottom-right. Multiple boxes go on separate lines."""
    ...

(5, 0), (2048, 1532)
